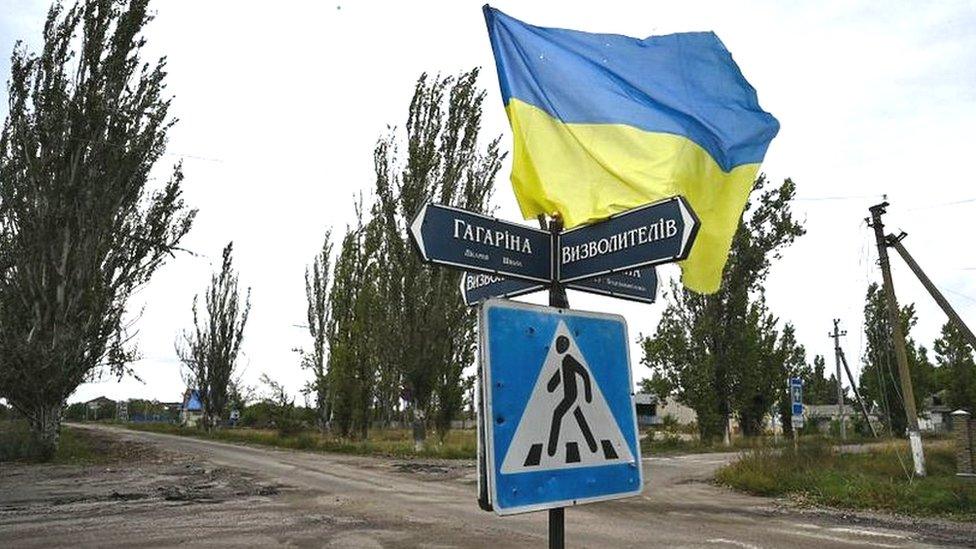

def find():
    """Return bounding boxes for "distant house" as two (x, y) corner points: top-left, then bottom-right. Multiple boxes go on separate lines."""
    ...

(920, 391), (953, 433)
(634, 393), (697, 427)
(635, 393), (659, 427)
(85, 396), (116, 421)
(804, 403), (882, 433)
(180, 390), (203, 427)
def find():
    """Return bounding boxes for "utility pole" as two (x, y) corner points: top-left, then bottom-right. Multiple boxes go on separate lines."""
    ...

(837, 346), (879, 438)
(887, 233), (976, 350)
(868, 202), (926, 476)
(829, 319), (847, 440)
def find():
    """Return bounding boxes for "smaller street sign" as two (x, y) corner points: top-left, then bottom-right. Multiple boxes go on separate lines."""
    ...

(410, 202), (552, 283)
(790, 377), (804, 418)
(461, 272), (545, 306)
(566, 268), (657, 304)
(460, 267), (656, 307)
(559, 196), (699, 283)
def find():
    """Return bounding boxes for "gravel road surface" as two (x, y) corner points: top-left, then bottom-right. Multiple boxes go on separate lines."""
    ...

(1, 424), (973, 548)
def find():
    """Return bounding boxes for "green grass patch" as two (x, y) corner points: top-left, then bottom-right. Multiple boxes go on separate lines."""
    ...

(716, 439), (976, 519)
(125, 423), (478, 460)
(642, 432), (792, 455)
(0, 420), (112, 464)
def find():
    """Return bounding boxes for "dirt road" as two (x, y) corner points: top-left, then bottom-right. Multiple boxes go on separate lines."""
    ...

(2, 424), (973, 548)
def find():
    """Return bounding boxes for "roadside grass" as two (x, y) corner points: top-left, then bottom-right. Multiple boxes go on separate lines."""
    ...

(715, 439), (976, 519)
(641, 428), (918, 456)
(642, 433), (786, 455)
(0, 420), (109, 464)
(125, 423), (478, 460)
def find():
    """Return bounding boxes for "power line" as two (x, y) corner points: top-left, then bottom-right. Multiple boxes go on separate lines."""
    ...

(906, 197), (976, 212)
(941, 286), (976, 305)
(794, 194), (883, 202)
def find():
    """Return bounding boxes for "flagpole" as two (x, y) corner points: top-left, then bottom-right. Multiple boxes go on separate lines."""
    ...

(542, 213), (567, 549)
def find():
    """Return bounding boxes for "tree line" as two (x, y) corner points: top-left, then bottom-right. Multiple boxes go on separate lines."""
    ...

(642, 177), (976, 441)
(175, 71), (502, 447)
(298, 70), (504, 446)
(4, 0), (973, 461)
(0, 0), (503, 456)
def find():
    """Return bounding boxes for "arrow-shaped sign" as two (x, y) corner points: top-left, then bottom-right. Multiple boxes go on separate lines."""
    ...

(567, 267), (657, 304)
(410, 203), (552, 283)
(460, 267), (657, 307)
(460, 272), (545, 306)
(558, 196), (699, 283)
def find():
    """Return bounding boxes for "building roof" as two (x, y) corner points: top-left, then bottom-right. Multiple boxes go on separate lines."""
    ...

(634, 393), (659, 406)
(804, 404), (873, 418)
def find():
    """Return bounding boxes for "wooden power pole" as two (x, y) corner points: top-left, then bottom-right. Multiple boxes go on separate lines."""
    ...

(829, 319), (847, 440)
(867, 202), (926, 476)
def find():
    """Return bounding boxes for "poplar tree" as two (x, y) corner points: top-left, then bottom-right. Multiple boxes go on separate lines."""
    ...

(299, 230), (333, 431)
(642, 177), (804, 442)
(933, 321), (976, 412)
(326, 200), (382, 438)
(859, 282), (935, 434)
(177, 243), (251, 430)
(0, 0), (194, 457)
(802, 355), (835, 405)
(372, 69), (504, 447)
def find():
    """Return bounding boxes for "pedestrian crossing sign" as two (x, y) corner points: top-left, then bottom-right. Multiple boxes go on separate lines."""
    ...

(479, 299), (642, 515)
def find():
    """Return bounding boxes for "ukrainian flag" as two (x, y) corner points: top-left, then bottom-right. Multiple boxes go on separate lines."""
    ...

(483, 6), (779, 294)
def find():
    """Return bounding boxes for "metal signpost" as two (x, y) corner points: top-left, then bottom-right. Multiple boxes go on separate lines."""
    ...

(408, 197), (700, 548)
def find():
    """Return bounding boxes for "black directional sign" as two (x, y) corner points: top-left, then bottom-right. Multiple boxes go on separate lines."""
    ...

(567, 267), (657, 304)
(460, 272), (544, 306)
(559, 196), (699, 283)
(461, 268), (657, 306)
(409, 203), (552, 283)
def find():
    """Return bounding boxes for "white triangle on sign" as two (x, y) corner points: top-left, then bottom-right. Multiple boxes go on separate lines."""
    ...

(501, 321), (634, 474)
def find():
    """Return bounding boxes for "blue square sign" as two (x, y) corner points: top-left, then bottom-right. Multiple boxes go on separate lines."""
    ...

(479, 299), (642, 515)
(790, 377), (803, 417)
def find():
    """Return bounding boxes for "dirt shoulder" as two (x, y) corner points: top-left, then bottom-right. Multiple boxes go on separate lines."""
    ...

(0, 426), (408, 548)
(4, 425), (976, 548)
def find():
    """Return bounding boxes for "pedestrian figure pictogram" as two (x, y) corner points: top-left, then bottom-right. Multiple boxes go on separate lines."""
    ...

(547, 335), (595, 458)
(501, 321), (633, 473)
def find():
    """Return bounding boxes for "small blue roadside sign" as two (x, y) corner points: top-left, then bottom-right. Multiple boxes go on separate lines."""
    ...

(479, 299), (642, 515)
(790, 377), (804, 428)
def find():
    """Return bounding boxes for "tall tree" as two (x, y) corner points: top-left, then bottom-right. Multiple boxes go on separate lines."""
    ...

(299, 230), (333, 431)
(773, 323), (809, 436)
(371, 69), (504, 447)
(933, 320), (976, 413)
(859, 282), (935, 434)
(177, 243), (251, 430)
(642, 176), (805, 442)
(0, 0), (195, 457)
(326, 201), (382, 438)
(802, 355), (835, 405)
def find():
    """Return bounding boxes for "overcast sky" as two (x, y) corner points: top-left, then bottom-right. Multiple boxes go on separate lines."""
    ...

(1, 1), (974, 405)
